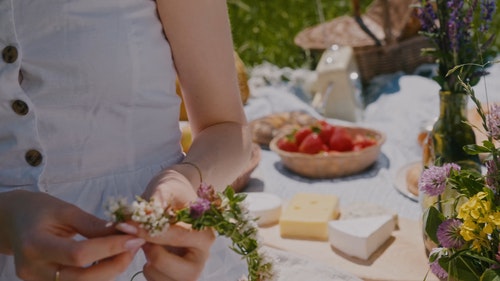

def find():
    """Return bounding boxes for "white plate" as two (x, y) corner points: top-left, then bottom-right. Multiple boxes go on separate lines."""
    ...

(393, 161), (421, 202)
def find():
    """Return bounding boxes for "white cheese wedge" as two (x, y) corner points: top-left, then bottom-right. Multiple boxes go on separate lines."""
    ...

(279, 193), (340, 240)
(341, 202), (398, 227)
(328, 214), (395, 260)
(244, 192), (282, 226)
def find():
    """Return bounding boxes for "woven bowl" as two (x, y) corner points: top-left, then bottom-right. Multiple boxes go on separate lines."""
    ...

(269, 126), (386, 179)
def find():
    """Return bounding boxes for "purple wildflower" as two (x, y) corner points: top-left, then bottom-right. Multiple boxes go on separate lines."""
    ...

(437, 219), (465, 249)
(447, 0), (463, 53)
(485, 159), (499, 191)
(496, 244), (500, 264)
(464, 0), (478, 27)
(417, 1), (438, 33)
(419, 163), (460, 196)
(189, 197), (211, 219)
(443, 163), (461, 174)
(447, 20), (459, 53)
(429, 248), (449, 279)
(197, 182), (216, 200)
(487, 104), (500, 140)
(480, 0), (497, 32)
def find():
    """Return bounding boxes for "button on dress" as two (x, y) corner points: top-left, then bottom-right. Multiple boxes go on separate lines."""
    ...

(0, 0), (246, 280)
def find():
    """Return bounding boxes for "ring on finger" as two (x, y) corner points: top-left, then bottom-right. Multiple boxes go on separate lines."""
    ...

(54, 266), (61, 281)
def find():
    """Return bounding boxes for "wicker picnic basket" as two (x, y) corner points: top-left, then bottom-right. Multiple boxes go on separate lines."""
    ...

(294, 0), (435, 84)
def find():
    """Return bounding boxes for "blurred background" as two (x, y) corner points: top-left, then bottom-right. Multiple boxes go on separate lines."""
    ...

(228, 0), (500, 70)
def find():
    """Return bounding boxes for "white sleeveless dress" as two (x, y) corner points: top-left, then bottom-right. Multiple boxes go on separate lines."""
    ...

(0, 0), (246, 280)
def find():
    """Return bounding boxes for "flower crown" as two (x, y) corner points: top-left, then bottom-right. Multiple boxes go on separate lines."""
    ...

(105, 183), (276, 281)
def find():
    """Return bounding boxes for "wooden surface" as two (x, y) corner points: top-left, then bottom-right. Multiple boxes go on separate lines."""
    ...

(259, 217), (439, 281)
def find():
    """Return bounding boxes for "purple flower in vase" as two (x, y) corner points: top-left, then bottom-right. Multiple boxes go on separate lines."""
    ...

(189, 197), (211, 219)
(485, 159), (500, 192)
(464, 0), (478, 27)
(417, 2), (438, 33)
(447, 0), (464, 53)
(487, 104), (500, 140)
(417, 0), (497, 92)
(429, 248), (449, 279)
(437, 219), (465, 249)
(419, 163), (460, 196)
(480, 0), (497, 32)
(492, 245), (500, 269)
(443, 163), (461, 174)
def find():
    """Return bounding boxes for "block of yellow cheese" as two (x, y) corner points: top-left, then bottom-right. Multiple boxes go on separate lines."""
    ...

(279, 193), (340, 240)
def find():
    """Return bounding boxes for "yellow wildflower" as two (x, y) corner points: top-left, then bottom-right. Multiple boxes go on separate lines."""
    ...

(460, 220), (478, 241)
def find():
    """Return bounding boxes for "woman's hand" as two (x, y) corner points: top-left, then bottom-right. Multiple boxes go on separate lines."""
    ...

(0, 190), (145, 281)
(117, 168), (215, 281)
(118, 222), (215, 281)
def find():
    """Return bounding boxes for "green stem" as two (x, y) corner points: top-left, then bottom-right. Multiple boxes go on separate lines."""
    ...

(458, 256), (481, 280)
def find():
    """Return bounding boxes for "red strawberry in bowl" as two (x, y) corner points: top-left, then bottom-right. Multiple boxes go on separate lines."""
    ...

(329, 127), (354, 152)
(298, 133), (326, 154)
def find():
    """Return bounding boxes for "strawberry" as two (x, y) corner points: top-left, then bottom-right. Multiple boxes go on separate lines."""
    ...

(316, 120), (335, 144)
(353, 134), (377, 151)
(298, 133), (325, 154)
(277, 135), (298, 152)
(329, 127), (354, 152)
(294, 126), (313, 146)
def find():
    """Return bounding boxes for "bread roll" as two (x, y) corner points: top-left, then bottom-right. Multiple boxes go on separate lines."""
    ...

(406, 164), (422, 196)
(249, 111), (318, 146)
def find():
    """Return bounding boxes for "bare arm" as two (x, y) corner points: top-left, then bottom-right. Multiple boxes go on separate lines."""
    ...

(155, 0), (252, 191)
(132, 2), (252, 280)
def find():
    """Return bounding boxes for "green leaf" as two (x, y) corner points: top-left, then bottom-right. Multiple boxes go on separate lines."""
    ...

(439, 255), (481, 281)
(448, 170), (485, 198)
(423, 206), (445, 244)
(224, 185), (235, 199)
(481, 269), (500, 281)
(464, 144), (492, 155)
(483, 141), (497, 150)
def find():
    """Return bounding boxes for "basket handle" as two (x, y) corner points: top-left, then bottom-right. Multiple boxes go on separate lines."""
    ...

(351, 0), (393, 45)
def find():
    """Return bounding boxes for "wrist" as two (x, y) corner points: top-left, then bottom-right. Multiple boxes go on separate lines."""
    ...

(177, 161), (203, 186)
(169, 162), (201, 191)
(0, 190), (24, 255)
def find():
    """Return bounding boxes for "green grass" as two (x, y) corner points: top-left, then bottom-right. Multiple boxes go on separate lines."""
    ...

(228, 0), (500, 70)
(228, 0), (372, 69)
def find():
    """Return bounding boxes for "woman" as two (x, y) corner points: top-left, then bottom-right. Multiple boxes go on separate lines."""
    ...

(0, 0), (252, 280)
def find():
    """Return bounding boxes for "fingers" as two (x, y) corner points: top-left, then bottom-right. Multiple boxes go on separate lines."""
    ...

(116, 223), (215, 251)
(116, 223), (214, 281)
(58, 205), (117, 238)
(8, 192), (146, 281)
(37, 234), (145, 267)
(15, 238), (142, 281)
(58, 248), (139, 281)
(142, 244), (205, 281)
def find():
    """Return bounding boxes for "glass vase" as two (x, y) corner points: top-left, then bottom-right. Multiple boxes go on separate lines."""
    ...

(426, 91), (481, 171)
(420, 90), (481, 255)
